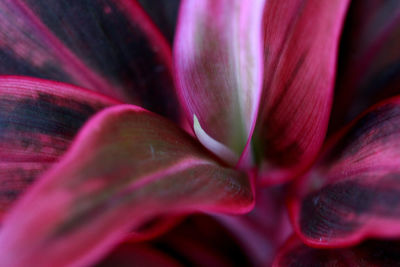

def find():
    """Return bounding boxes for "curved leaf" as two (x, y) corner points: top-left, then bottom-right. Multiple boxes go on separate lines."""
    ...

(254, 0), (350, 184)
(290, 97), (400, 247)
(273, 235), (400, 267)
(174, 0), (265, 165)
(0, 76), (118, 217)
(0, 105), (254, 267)
(330, 0), (400, 133)
(0, 0), (181, 121)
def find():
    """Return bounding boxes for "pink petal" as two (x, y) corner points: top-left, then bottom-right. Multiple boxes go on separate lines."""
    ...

(289, 96), (400, 247)
(174, 0), (265, 166)
(273, 235), (400, 266)
(0, 76), (118, 218)
(0, 105), (254, 267)
(330, 0), (400, 133)
(0, 0), (182, 122)
(255, 0), (350, 184)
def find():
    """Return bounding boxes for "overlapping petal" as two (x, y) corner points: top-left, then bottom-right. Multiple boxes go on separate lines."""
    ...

(274, 235), (400, 266)
(290, 97), (400, 247)
(0, 0), (181, 121)
(0, 105), (254, 266)
(255, 0), (350, 184)
(0, 76), (118, 218)
(174, 0), (265, 166)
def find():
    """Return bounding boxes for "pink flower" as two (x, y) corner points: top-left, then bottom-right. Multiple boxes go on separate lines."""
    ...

(0, 0), (399, 266)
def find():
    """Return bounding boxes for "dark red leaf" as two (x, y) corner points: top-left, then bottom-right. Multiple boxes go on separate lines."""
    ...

(254, 0), (350, 184)
(0, 105), (254, 266)
(0, 76), (118, 217)
(290, 97), (400, 247)
(330, 0), (400, 133)
(0, 0), (181, 122)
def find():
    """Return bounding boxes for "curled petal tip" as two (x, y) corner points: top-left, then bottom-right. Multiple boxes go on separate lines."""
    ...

(193, 114), (239, 167)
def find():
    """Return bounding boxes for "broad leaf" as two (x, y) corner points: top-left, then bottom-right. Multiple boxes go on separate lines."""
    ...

(0, 105), (254, 266)
(0, 0), (181, 121)
(254, 0), (350, 184)
(0, 76), (118, 217)
(174, 0), (265, 166)
(290, 97), (400, 247)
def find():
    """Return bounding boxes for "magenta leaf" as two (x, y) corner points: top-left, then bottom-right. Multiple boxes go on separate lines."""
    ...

(0, 76), (118, 217)
(254, 0), (350, 184)
(273, 235), (400, 266)
(330, 0), (400, 133)
(0, 0), (181, 121)
(174, 0), (265, 165)
(0, 105), (254, 266)
(290, 97), (400, 247)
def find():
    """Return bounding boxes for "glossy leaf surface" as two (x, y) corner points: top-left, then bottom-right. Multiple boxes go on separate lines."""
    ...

(255, 0), (350, 184)
(174, 0), (265, 164)
(290, 97), (400, 247)
(0, 105), (254, 267)
(0, 0), (181, 121)
(0, 76), (118, 217)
